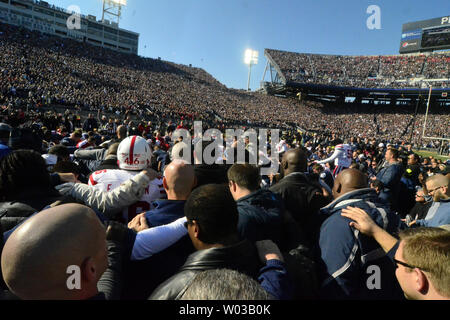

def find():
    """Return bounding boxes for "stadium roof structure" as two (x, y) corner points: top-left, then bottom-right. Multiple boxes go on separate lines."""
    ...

(261, 48), (450, 104)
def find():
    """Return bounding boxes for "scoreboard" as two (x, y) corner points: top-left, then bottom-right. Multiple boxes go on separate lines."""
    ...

(400, 16), (450, 54)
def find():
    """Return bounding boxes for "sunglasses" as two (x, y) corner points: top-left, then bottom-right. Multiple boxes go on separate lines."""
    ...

(393, 259), (429, 272)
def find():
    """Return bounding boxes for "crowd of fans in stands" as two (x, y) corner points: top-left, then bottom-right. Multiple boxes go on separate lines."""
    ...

(266, 49), (450, 88)
(1, 22), (449, 147)
(0, 21), (449, 302)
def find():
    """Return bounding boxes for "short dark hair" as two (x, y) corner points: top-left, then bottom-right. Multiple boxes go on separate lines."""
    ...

(227, 164), (261, 191)
(184, 184), (239, 245)
(0, 150), (52, 201)
(312, 164), (324, 173)
(388, 148), (399, 159)
(48, 145), (70, 160)
(409, 153), (420, 162)
(370, 179), (384, 190)
(52, 161), (81, 175)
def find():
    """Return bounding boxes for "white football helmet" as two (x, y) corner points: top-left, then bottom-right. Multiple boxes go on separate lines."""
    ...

(117, 136), (152, 171)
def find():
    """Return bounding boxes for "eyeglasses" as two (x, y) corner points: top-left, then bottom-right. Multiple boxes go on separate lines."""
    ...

(393, 259), (430, 272)
(427, 186), (444, 194)
(415, 194), (424, 198)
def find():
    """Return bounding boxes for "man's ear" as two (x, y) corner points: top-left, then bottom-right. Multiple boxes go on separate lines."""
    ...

(81, 257), (97, 283)
(229, 181), (237, 193)
(443, 186), (449, 197)
(162, 177), (168, 191)
(335, 182), (342, 195)
(414, 269), (429, 295)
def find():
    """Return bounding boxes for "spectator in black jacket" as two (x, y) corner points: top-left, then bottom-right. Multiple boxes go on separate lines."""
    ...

(1, 203), (126, 300)
(406, 153), (421, 186)
(406, 188), (433, 223)
(149, 184), (262, 300)
(0, 150), (71, 234)
(270, 148), (331, 247)
(227, 163), (283, 246)
(82, 114), (98, 133)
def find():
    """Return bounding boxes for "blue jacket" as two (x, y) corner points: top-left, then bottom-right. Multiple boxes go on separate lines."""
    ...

(415, 199), (450, 227)
(123, 199), (193, 299)
(0, 143), (11, 160)
(376, 162), (404, 209)
(258, 259), (294, 300)
(145, 200), (186, 227)
(236, 189), (283, 246)
(318, 188), (403, 300)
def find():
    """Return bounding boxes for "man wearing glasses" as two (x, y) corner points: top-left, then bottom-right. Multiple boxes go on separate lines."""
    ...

(405, 188), (433, 223)
(409, 174), (450, 228)
(342, 206), (450, 300)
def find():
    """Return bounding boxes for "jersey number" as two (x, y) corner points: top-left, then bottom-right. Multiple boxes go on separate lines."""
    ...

(124, 158), (140, 165)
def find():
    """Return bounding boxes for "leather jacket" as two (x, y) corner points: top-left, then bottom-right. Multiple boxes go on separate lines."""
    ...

(148, 239), (262, 300)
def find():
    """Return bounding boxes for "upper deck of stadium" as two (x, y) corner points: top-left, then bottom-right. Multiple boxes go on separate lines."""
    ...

(263, 48), (450, 92)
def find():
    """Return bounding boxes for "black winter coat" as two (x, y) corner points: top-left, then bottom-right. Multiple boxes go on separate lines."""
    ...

(148, 240), (262, 300)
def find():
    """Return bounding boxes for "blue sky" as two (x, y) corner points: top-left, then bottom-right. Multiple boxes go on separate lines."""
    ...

(51, 0), (449, 90)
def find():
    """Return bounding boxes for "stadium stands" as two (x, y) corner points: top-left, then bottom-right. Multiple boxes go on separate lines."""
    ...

(0, 22), (449, 145)
(265, 49), (450, 89)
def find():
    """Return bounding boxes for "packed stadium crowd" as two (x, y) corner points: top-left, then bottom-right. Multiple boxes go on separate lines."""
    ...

(1, 22), (449, 145)
(266, 49), (450, 88)
(0, 20), (449, 301)
(0, 22), (303, 129)
(0, 110), (449, 300)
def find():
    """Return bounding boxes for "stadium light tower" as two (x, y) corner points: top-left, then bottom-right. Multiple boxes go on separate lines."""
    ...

(102, 0), (127, 26)
(244, 49), (259, 91)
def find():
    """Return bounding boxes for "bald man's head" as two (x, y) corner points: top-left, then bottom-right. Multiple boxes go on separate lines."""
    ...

(1, 204), (107, 300)
(163, 159), (196, 200)
(333, 169), (368, 199)
(281, 148), (307, 177)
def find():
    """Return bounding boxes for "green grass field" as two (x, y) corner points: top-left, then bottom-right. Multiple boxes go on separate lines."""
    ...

(414, 150), (449, 161)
